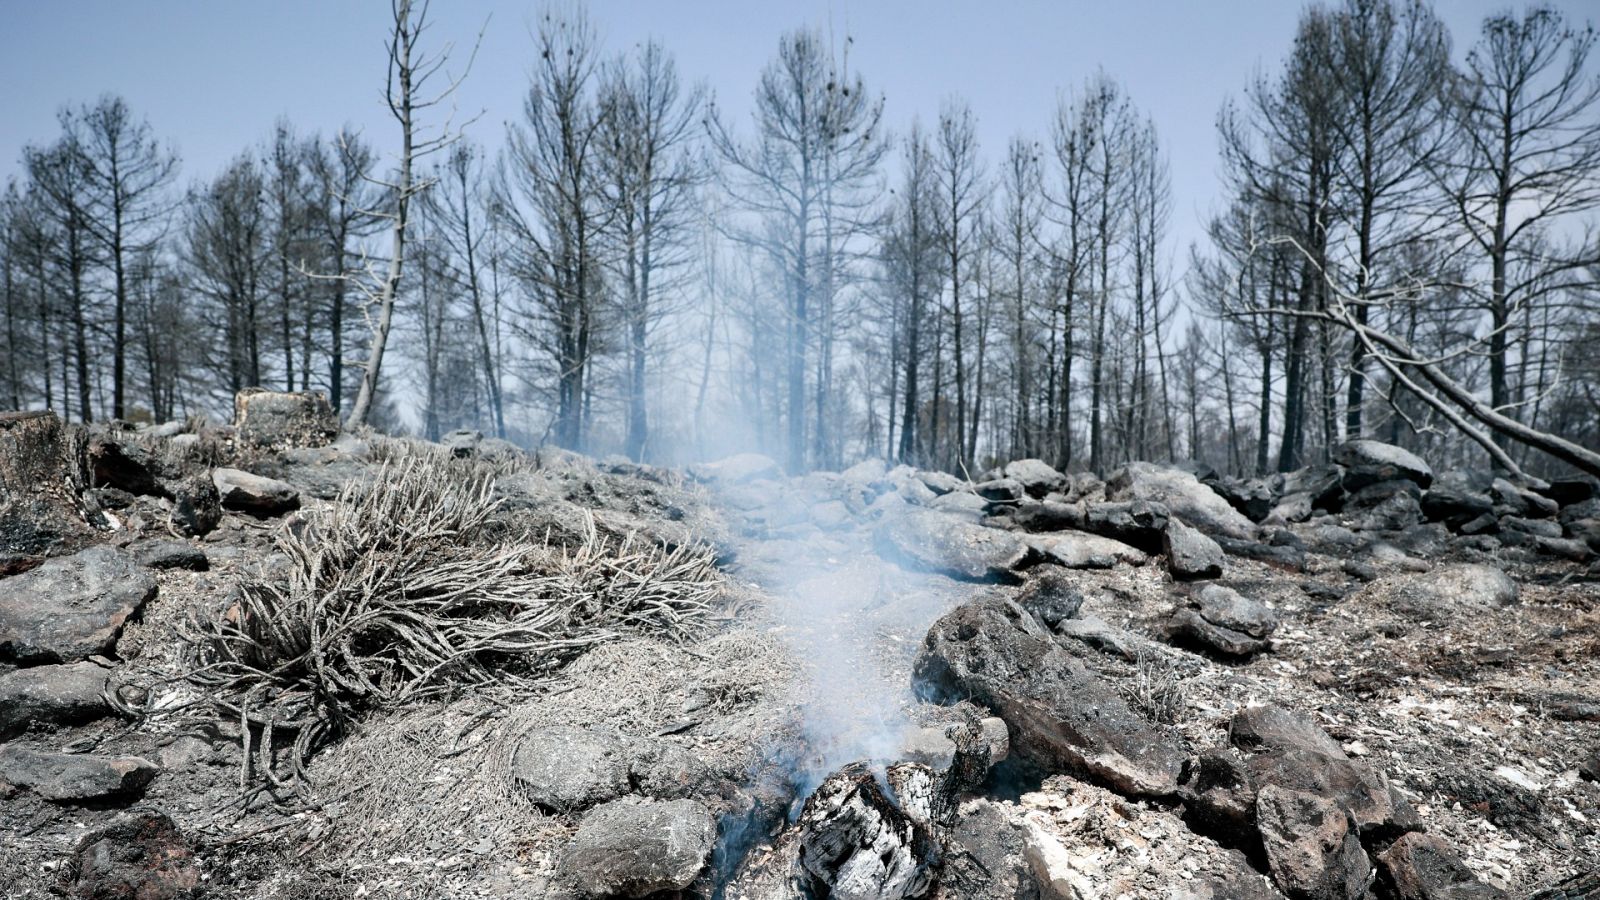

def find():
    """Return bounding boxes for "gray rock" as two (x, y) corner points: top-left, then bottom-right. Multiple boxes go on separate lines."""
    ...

(974, 478), (1026, 504)
(0, 746), (159, 801)
(211, 467), (300, 516)
(1490, 477), (1558, 519)
(927, 490), (990, 517)
(1198, 585), (1278, 639)
(0, 660), (112, 738)
(1003, 459), (1067, 498)
(875, 508), (1029, 581)
(1165, 518), (1224, 580)
(1333, 440), (1433, 489)
(233, 388), (338, 449)
(556, 798), (715, 898)
(1255, 785), (1372, 900)
(1377, 831), (1507, 900)
(1352, 564), (1518, 622)
(1053, 615), (1140, 660)
(510, 726), (712, 813)
(0, 545), (156, 663)
(72, 807), (200, 899)
(1106, 462), (1255, 540)
(1230, 705), (1345, 758)
(135, 540), (209, 571)
(1020, 531), (1147, 569)
(914, 595), (1186, 796)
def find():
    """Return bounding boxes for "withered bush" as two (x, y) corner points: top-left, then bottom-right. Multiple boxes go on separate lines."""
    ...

(181, 454), (718, 786)
(1123, 652), (1187, 726)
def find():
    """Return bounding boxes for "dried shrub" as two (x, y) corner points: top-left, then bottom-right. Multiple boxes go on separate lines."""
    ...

(174, 455), (719, 787)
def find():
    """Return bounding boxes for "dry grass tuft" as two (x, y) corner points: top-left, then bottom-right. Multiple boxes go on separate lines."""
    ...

(163, 454), (719, 788)
(1123, 651), (1187, 725)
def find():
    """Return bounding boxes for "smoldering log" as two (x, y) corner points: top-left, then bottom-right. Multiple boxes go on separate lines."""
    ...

(797, 762), (940, 900)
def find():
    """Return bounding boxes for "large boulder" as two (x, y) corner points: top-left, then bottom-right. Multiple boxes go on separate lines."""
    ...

(1334, 440), (1433, 490)
(1106, 463), (1255, 541)
(554, 798), (716, 898)
(233, 388), (338, 449)
(914, 595), (1186, 796)
(211, 468), (300, 517)
(72, 808), (200, 900)
(0, 411), (106, 572)
(0, 660), (112, 739)
(876, 508), (1029, 581)
(0, 747), (159, 802)
(0, 545), (157, 663)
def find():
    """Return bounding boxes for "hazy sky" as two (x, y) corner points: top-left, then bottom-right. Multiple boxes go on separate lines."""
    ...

(2, 1), (1586, 259)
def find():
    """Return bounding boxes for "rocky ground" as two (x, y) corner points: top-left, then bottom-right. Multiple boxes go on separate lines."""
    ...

(1, 395), (1598, 899)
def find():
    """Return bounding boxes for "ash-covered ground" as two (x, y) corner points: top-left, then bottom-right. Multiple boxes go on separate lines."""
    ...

(2, 393), (1598, 899)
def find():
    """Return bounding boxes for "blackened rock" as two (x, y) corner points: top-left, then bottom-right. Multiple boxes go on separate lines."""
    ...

(1081, 499), (1170, 552)
(1010, 499), (1085, 532)
(1255, 785), (1372, 900)
(1165, 517), (1225, 580)
(1169, 609), (1269, 658)
(72, 808), (200, 899)
(915, 595), (1186, 796)
(1540, 477), (1599, 508)
(556, 797), (716, 898)
(1421, 486), (1493, 527)
(1334, 440), (1433, 490)
(1491, 478), (1558, 519)
(89, 437), (168, 498)
(875, 508), (1028, 581)
(0, 545), (156, 663)
(1106, 462), (1256, 541)
(211, 467), (300, 517)
(1377, 831), (1508, 900)
(134, 540), (208, 571)
(1247, 749), (1419, 840)
(1215, 536), (1308, 572)
(167, 473), (220, 537)
(0, 660), (112, 739)
(1212, 477), (1276, 522)
(1179, 749), (1257, 835)
(1015, 569), (1084, 629)
(1580, 750), (1600, 782)
(1281, 465), (1347, 512)
(0, 746), (159, 801)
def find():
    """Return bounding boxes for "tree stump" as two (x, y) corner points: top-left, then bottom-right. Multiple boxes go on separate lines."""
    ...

(233, 389), (339, 449)
(0, 412), (106, 574)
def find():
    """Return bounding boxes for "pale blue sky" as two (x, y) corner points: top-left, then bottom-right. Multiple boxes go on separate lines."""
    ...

(2, 1), (1585, 257)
